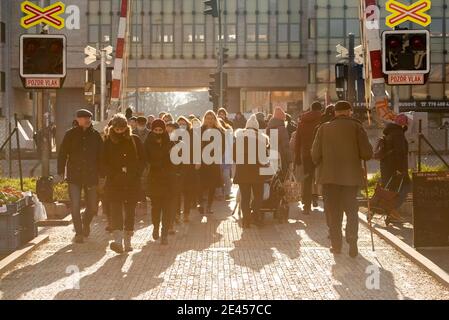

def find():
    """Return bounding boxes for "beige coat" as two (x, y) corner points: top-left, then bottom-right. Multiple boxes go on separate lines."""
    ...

(312, 116), (373, 187)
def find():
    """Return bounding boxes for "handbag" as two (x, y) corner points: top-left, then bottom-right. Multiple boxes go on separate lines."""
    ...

(370, 174), (404, 212)
(283, 168), (301, 203)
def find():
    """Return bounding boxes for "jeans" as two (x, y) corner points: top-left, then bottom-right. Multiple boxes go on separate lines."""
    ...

(110, 201), (137, 232)
(301, 170), (315, 211)
(239, 183), (264, 222)
(322, 184), (360, 249)
(68, 183), (98, 236)
(222, 164), (232, 197)
(151, 195), (170, 238)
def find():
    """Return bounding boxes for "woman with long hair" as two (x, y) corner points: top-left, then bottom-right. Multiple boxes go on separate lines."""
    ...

(176, 116), (196, 222)
(103, 114), (146, 253)
(199, 110), (225, 214)
(218, 118), (234, 200)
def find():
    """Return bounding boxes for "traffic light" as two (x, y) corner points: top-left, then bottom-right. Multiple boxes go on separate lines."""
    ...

(208, 72), (228, 110)
(382, 30), (430, 75)
(20, 34), (66, 78)
(220, 47), (229, 65)
(209, 72), (220, 110)
(204, 0), (219, 18)
(335, 63), (348, 100)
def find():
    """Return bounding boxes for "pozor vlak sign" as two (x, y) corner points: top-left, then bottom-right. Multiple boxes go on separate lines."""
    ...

(19, 34), (67, 89)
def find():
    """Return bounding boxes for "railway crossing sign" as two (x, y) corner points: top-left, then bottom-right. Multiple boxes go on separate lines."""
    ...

(385, 0), (431, 28)
(21, 1), (66, 30)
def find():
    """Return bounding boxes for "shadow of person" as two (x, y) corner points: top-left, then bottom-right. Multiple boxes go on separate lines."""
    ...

(53, 205), (225, 300)
(0, 240), (109, 300)
(229, 208), (303, 271)
(331, 254), (411, 300)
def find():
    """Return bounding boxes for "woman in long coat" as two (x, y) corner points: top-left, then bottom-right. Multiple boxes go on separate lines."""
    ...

(199, 110), (225, 214)
(103, 114), (146, 254)
(145, 119), (174, 245)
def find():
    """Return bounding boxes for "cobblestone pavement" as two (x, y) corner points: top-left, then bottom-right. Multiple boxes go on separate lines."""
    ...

(0, 198), (448, 300)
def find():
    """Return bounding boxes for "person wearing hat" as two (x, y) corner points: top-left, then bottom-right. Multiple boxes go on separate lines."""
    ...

(103, 113), (146, 253)
(378, 113), (410, 223)
(233, 114), (270, 228)
(58, 108), (104, 244)
(144, 119), (173, 245)
(312, 101), (373, 258)
(133, 116), (150, 143)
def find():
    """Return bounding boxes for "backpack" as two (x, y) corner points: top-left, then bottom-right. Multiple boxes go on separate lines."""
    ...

(373, 136), (392, 160)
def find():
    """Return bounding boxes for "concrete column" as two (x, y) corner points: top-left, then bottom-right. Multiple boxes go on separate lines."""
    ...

(174, 0), (183, 58)
(236, 0), (246, 58)
(227, 88), (241, 113)
(268, 0), (277, 58)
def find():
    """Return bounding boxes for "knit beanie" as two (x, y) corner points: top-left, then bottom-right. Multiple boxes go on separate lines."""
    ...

(245, 114), (260, 130)
(152, 119), (166, 131)
(273, 107), (286, 121)
(395, 114), (409, 127)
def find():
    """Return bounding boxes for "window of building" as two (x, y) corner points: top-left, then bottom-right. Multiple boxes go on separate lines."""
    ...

(149, 0), (175, 58)
(88, 0), (113, 45)
(0, 22), (5, 44)
(0, 72), (5, 93)
(183, 0), (207, 58)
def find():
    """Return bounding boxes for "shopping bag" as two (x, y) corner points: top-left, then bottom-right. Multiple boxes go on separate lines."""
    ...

(263, 183), (270, 201)
(32, 194), (47, 222)
(283, 169), (301, 203)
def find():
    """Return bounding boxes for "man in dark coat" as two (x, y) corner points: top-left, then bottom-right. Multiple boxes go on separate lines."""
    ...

(312, 101), (373, 258)
(268, 107), (292, 177)
(57, 109), (103, 244)
(145, 119), (173, 245)
(295, 101), (323, 215)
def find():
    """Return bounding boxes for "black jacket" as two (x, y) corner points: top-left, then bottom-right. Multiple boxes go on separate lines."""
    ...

(145, 132), (174, 198)
(103, 134), (146, 202)
(57, 125), (103, 186)
(380, 123), (409, 185)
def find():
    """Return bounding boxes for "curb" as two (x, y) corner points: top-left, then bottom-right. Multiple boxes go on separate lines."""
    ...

(0, 234), (49, 275)
(358, 210), (449, 288)
(37, 214), (72, 227)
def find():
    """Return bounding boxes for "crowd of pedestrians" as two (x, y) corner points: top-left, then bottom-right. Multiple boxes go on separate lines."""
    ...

(58, 100), (411, 258)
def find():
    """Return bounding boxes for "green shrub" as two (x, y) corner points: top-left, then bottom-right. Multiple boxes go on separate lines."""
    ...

(0, 178), (69, 201)
(362, 165), (447, 198)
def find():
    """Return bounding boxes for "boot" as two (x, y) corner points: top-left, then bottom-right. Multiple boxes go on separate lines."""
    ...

(152, 224), (160, 240)
(110, 230), (124, 254)
(388, 209), (405, 222)
(124, 231), (133, 252)
(183, 212), (190, 223)
(349, 242), (359, 258)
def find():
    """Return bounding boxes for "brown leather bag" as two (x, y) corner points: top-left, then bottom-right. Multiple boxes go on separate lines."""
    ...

(370, 175), (404, 212)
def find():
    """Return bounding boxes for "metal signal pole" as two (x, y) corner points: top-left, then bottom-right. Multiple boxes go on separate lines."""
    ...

(218, 0), (224, 109)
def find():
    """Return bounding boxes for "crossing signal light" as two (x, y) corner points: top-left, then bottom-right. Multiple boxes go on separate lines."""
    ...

(204, 0), (219, 18)
(20, 34), (66, 78)
(382, 30), (430, 74)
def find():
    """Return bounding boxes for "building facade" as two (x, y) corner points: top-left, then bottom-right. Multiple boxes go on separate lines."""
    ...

(1, 0), (449, 146)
